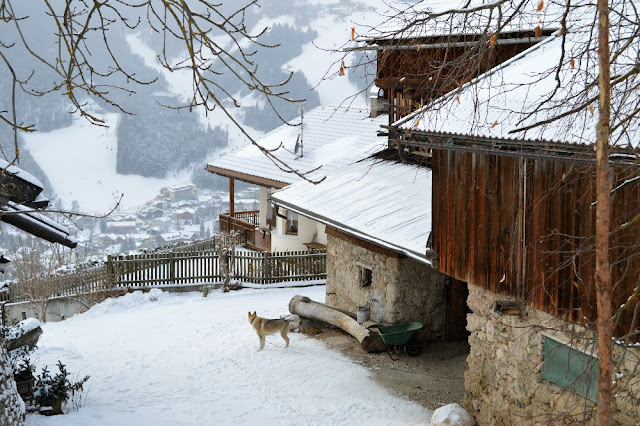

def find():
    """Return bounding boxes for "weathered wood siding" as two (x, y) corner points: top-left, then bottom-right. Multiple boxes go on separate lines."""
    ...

(376, 41), (537, 123)
(432, 150), (640, 339)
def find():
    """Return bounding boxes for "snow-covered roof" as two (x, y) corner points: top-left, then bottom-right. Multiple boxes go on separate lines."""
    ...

(394, 3), (640, 149)
(357, 0), (563, 43)
(207, 106), (387, 187)
(166, 184), (196, 192)
(160, 231), (197, 242)
(1, 201), (77, 248)
(0, 158), (44, 190)
(107, 221), (137, 228)
(271, 157), (432, 263)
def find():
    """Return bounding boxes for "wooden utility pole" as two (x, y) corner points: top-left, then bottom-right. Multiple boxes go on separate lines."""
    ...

(595, 0), (613, 423)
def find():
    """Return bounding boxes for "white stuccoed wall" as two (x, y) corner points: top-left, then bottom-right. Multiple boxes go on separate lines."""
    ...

(270, 214), (326, 252)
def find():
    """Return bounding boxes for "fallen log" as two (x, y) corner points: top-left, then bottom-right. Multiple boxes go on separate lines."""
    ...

(289, 295), (386, 353)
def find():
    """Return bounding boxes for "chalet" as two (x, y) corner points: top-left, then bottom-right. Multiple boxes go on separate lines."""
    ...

(98, 233), (125, 246)
(156, 231), (198, 245)
(159, 184), (198, 202)
(106, 220), (137, 234)
(175, 208), (195, 226)
(206, 105), (386, 252)
(137, 206), (164, 221)
(387, 9), (640, 424)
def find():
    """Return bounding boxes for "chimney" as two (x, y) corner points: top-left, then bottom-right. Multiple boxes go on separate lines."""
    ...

(369, 86), (387, 118)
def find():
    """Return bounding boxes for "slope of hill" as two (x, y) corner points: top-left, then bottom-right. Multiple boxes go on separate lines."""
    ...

(18, 0), (388, 213)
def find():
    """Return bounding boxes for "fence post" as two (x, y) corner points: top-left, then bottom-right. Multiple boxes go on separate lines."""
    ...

(262, 251), (268, 285)
(169, 251), (175, 284)
(107, 255), (114, 287)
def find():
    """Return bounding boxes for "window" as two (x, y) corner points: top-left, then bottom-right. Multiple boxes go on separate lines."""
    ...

(543, 336), (599, 402)
(285, 210), (298, 235)
(358, 264), (372, 287)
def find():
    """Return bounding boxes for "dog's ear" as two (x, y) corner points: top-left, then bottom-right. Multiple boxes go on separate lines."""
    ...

(253, 311), (256, 315)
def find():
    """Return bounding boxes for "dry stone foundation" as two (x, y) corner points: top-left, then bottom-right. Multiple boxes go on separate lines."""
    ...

(325, 232), (447, 341)
(465, 283), (640, 425)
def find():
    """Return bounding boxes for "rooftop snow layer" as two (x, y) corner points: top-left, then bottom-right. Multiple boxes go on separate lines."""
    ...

(394, 2), (640, 149)
(356, 0), (563, 43)
(271, 157), (432, 262)
(207, 106), (387, 186)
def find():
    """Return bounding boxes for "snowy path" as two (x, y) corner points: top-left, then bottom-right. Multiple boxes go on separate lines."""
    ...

(26, 286), (432, 425)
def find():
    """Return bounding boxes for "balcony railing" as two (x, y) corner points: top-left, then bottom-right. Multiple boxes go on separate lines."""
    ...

(219, 210), (261, 248)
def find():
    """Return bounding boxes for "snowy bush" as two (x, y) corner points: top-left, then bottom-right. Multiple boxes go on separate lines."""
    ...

(33, 361), (89, 415)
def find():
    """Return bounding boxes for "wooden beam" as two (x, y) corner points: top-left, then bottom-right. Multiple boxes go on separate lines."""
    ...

(229, 178), (235, 216)
(206, 165), (288, 189)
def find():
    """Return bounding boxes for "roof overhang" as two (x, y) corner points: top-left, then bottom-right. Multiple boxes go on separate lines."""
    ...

(352, 28), (557, 50)
(206, 165), (288, 189)
(1, 202), (77, 248)
(347, 34), (552, 52)
(391, 128), (640, 168)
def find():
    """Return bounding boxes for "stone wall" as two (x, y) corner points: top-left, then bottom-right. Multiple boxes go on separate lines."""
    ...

(325, 232), (447, 341)
(465, 283), (640, 425)
(0, 343), (25, 425)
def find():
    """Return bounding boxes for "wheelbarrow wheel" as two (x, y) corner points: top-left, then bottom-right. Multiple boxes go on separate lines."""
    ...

(404, 336), (423, 356)
(387, 345), (401, 361)
(404, 343), (422, 356)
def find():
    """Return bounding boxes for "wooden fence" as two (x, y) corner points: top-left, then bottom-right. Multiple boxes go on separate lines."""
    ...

(4, 246), (326, 303)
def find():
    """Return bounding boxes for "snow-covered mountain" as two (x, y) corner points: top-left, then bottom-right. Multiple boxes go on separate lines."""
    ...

(17, 0), (392, 214)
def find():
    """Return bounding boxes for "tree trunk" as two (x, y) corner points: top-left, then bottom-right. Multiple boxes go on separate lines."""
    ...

(289, 295), (386, 352)
(595, 0), (613, 424)
(0, 341), (25, 425)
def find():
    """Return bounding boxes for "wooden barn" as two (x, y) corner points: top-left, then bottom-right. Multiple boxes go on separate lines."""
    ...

(391, 27), (640, 424)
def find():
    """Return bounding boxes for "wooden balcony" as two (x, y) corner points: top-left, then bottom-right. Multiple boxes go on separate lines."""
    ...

(219, 210), (270, 252)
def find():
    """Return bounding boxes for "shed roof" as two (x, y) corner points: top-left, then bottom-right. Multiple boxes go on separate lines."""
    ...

(271, 156), (432, 263)
(207, 106), (387, 187)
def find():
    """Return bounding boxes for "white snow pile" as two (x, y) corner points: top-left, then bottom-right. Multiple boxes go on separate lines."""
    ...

(26, 285), (433, 425)
(430, 403), (474, 426)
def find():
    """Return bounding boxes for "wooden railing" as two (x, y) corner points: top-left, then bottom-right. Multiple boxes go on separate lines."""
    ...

(232, 210), (260, 226)
(4, 244), (326, 303)
(219, 211), (260, 247)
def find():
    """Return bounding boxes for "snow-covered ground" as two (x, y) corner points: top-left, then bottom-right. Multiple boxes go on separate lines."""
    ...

(26, 285), (433, 425)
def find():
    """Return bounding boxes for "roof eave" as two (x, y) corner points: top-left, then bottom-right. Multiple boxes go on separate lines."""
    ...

(205, 164), (288, 189)
(271, 194), (431, 266)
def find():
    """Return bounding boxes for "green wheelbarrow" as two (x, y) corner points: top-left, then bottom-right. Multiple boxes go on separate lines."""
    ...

(377, 322), (424, 360)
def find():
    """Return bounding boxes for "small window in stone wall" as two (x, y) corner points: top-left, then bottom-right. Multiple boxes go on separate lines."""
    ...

(543, 336), (599, 402)
(358, 264), (372, 287)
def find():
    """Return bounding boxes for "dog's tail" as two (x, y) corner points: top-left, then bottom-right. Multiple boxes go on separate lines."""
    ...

(282, 314), (301, 330)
